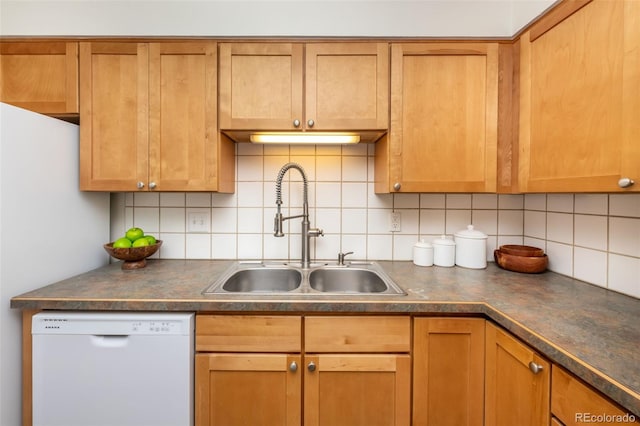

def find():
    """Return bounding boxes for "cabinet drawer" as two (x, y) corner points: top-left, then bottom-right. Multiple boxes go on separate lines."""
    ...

(196, 315), (301, 352)
(552, 366), (636, 426)
(305, 316), (410, 353)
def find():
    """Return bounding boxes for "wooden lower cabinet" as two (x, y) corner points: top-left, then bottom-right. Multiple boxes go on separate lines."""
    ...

(195, 314), (411, 426)
(552, 366), (639, 426)
(195, 353), (302, 426)
(485, 322), (550, 426)
(303, 316), (411, 426)
(304, 354), (410, 426)
(195, 315), (302, 426)
(412, 317), (485, 426)
(195, 315), (637, 426)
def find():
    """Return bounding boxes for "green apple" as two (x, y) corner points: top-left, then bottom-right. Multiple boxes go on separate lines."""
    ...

(132, 237), (150, 248)
(144, 235), (157, 245)
(125, 227), (144, 242)
(113, 237), (132, 248)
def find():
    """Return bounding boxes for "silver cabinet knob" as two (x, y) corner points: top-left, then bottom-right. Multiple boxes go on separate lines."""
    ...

(289, 361), (298, 373)
(393, 182), (401, 191)
(307, 119), (315, 128)
(293, 119), (301, 128)
(528, 361), (543, 374)
(149, 182), (157, 190)
(307, 362), (316, 372)
(137, 181), (145, 190)
(618, 177), (635, 188)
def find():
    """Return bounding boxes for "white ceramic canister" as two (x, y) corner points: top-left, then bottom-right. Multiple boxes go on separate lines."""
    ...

(432, 235), (456, 267)
(454, 225), (488, 269)
(413, 239), (434, 267)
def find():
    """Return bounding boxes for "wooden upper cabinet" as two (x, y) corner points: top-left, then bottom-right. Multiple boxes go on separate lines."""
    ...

(0, 42), (78, 115)
(518, 0), (640, 192)
(80, 41), (234, 192)
(148, 42), (232, 192)
(79, 42), (148, 191)
(305, 43), (389, 130)
(219, 43), (303, 130)
(378, 43), (499, 193)
(218, 42), (389, 132)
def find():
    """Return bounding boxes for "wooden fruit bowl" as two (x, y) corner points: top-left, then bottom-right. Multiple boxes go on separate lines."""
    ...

(104, 240), (162, 270)
(499, 244), (545, 257)
(494, 249), (548, 274)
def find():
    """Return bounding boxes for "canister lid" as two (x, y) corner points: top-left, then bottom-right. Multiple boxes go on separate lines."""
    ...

(414, 239), (432, 248)
(454, 225), (488, 239)
(433, 235), (455, 246)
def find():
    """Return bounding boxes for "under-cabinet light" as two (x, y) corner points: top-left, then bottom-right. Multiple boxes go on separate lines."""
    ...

(249, 132), (360, 144)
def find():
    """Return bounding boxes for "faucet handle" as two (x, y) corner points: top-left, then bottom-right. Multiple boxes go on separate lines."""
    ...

(309, 228), (324, 238)
(338, 251), (354, 265)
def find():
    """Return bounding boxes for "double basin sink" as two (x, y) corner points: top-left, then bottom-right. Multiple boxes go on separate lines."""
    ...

(203, 261), (406, 296)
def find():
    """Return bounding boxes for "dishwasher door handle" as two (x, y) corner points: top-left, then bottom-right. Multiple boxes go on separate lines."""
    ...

(90, 335), (130, 348)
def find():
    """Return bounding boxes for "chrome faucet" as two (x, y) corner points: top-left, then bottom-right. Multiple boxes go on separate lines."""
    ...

(274, 162), (323, 268)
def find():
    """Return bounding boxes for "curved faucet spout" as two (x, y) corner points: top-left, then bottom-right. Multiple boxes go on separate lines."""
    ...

(274, 162), (323, 268)
(275, 162), (308, 208)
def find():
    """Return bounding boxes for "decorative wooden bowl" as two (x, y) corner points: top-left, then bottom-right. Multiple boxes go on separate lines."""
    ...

(104, 241), (162, 270)
(499, 244), (545, 257)
(494, 249), (548, 274)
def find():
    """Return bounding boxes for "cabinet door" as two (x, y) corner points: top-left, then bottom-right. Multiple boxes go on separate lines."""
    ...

(518, 0), (640, 192)
(413, 318), (485, 426)
(382, 43), (498, 193)
(485, 322), (550, 426)
(79, 42), (149, 191)
(148, 42), (231, 191)
(0, 42), (78, 114)
(219, 43), (303, 130)
(551, 366), (638, 426)
(305, 43), (389, 130)
(304, 354), (411, 426)
(195, 353), (302, 426)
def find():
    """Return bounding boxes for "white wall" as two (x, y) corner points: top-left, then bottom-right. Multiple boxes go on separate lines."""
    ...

(0, 0), (555, 37)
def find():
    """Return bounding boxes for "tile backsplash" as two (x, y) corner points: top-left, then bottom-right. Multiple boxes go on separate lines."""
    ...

(110, 143), (640, 299)
(523, 193), (640, 299)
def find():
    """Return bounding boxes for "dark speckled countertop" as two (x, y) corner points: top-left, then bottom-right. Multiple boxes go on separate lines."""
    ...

(11, 259), (640, 416)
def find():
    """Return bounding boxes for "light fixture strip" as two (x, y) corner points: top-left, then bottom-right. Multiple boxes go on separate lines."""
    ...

(250, 132), (360, 144)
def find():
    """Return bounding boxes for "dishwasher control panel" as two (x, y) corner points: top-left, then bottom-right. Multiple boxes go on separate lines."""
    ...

(32, 312), (194, 335)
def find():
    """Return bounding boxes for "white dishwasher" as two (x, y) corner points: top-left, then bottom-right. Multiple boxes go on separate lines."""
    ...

(32, 312), (194, 426)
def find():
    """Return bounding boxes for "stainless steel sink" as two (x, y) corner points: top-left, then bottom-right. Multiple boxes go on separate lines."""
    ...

(203, 261), (405, 296)
(220, 268), (302, 293)
(308, 268), (390, 293)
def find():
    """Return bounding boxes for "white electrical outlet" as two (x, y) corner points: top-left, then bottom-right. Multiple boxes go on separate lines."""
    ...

(187, 210), (211, 233)
(389, 211), (402, 232)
